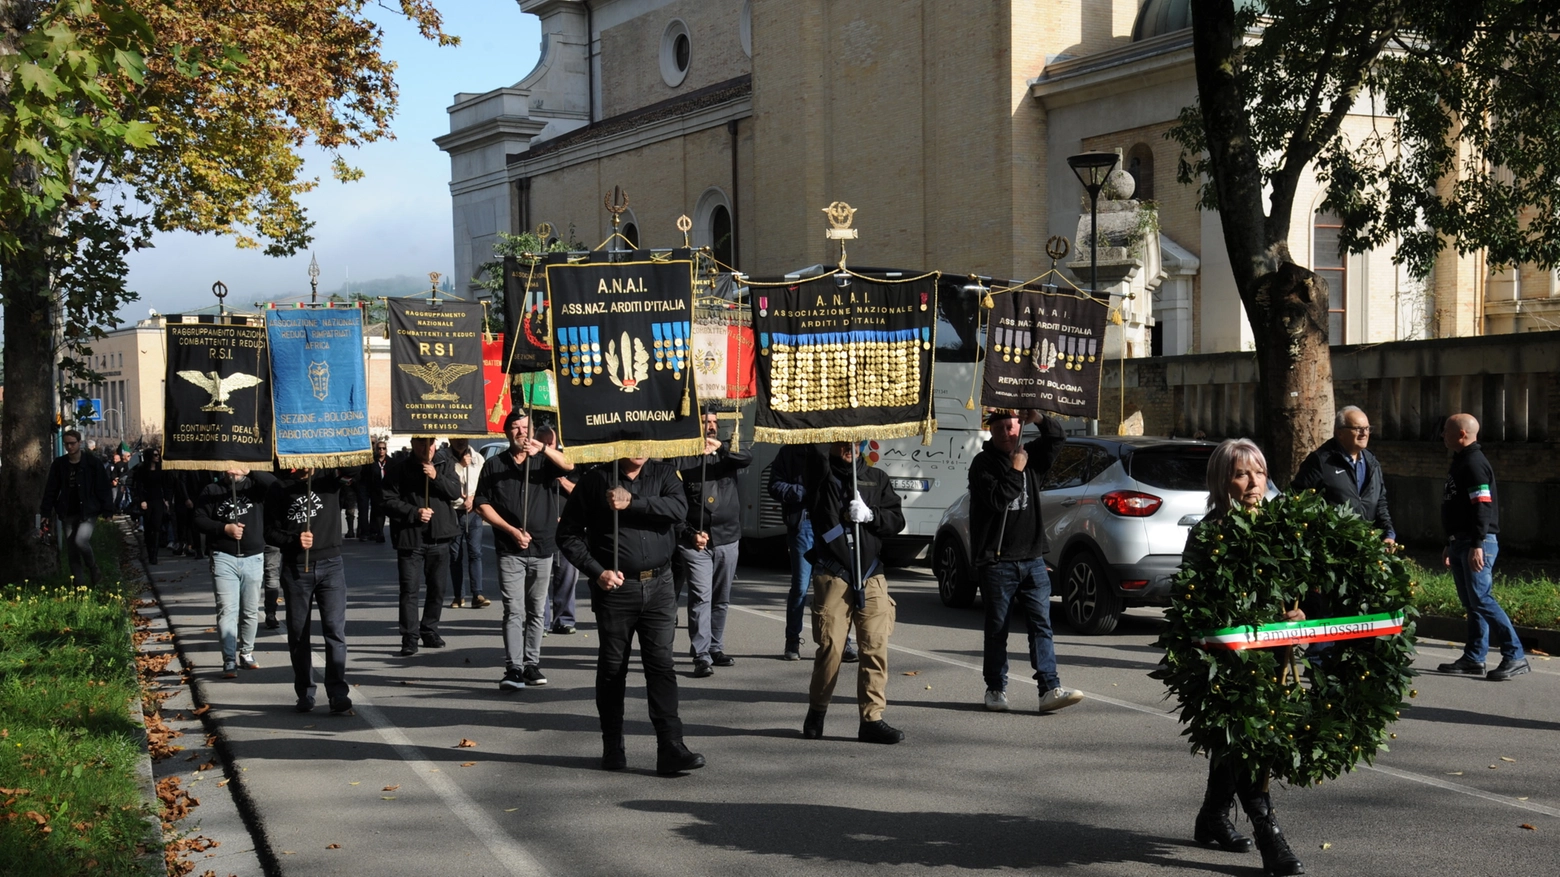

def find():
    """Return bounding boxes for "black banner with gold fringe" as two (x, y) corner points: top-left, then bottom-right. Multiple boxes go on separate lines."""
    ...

(163, 317), (274, 470)
(750, 271), (939, 444)
(388, 298), (488, 437)
(544, 252), (704, 462)
(980, 286), (1108, 419)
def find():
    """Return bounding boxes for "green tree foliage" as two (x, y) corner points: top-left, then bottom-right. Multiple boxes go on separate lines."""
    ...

(1174, 0), (1560, 479)
(0, 0), (453, 577)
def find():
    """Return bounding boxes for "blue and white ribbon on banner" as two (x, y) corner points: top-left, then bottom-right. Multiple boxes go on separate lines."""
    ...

(267, 307), (373, 468)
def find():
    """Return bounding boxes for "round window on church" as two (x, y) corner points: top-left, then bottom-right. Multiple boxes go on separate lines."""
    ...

(661, 19), (691, 87)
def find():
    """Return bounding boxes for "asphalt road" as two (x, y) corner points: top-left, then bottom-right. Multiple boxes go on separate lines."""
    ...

(148, 538), (1560, 877)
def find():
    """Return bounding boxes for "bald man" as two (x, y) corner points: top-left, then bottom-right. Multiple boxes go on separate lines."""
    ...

(1435, 414), (1528, 681)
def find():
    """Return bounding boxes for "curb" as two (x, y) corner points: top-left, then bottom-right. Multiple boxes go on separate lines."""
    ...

(1413, 612), (1560, 657)
(114, 517), (167, 877)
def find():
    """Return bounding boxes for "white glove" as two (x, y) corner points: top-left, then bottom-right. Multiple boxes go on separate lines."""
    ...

(848, 492), (874, 523)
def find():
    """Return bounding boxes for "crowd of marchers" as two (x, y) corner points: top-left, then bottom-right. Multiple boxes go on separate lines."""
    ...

(41, 404), (1526, 877)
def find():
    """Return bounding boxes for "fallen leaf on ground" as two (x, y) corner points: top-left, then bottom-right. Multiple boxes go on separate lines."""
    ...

(924, 685), (932, 690)
(381, 796), (396, 801)
(283, 850), (295, 855)
(204, 628), (217, 633)
(382, 785), (399, 792)
(326, 843), (341, 849)
(1521, 824), (1535, 831)
(1320, 843), (1331, 850)
(349, 782), (360, 786)
(1518, 797), (1529, 801)
(197, 762), (216, 772)
(1500, 756), (1516, 763)
(192, 705), (210, 716)
(1490, 765), (1499, 769)
(504, 808), (518, 813)
(458, 738), (477, 748)
(902, 671), (919, 676)
(215, 781), (227, 788)
(1528, 648), (1549, 656)
(1446, 771), (1464, 776)
(460, 762), (476, 767)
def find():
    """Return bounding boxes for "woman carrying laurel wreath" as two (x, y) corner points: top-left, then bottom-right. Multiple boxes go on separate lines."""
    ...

(1179, 438), (1307, 877)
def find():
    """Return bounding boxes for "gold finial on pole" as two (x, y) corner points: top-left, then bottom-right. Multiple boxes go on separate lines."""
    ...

(604, 186), (629, 232)
(677, 214), (693, 249)
(822, 201), (858, 268)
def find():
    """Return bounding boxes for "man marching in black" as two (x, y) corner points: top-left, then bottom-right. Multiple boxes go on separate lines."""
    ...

(801, 441), (907, 745)
(557, 455), (705, 776)
(265, 469), (352, 714)
(383, 437), (462, 656)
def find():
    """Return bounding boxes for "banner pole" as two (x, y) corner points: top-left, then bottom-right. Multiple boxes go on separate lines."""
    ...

(698, 402), (709, 540)
(612, 460), (620, 574)
(232, 476), (241, 558)
(304, 470), (314, 573)
(850, 455), (862, 595)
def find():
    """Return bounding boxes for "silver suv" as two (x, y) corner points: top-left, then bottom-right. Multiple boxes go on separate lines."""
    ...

(931, 437), (1217, 635)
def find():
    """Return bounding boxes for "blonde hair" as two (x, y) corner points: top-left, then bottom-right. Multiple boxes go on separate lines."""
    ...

(1205, 438), (1267, 517)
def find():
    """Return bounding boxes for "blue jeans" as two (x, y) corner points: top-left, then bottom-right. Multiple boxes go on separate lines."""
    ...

(545, 552), (578, 629)
(449, 512), (486, 599)
(211, 552), (263, 661)
(980, 557), (1061, 691)
(1448, 535), (1525, 663)
(783, 517), (814, 649)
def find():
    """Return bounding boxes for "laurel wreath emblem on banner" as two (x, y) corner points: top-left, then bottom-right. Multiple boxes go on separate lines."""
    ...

(1151, 490), (1418, 787)
(605, 332), (650, 392)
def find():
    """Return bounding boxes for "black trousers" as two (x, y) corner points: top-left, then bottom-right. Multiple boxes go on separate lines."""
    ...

(592, 569), (682, 741)
(281, 555), (349, 702)
(396, 543), (449, 639)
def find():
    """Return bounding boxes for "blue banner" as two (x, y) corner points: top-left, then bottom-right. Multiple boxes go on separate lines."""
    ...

(267, 307), (372, 467)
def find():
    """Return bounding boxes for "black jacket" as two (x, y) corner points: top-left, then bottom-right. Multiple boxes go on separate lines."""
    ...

(558, 459), (688, 583)
(382, 452), (462, 548)
(767, 443), (813, 529)
(474, 449), (569, 557)
(41, 451), (114, 518)
(266, 470), (347, 561)
(1292, 438), (1394, 539)
(358, 457), (388, 507)
(804, 450), (905, 587)
(131, 464), (181, 510)
(967, 417), (1066, 565)
(675, 442), (752, 547)
(1441, 442), (1500, 541)
(193, 471), (278, 557)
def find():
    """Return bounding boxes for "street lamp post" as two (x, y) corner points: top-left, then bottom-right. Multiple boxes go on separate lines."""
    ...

(1066, 151), (1121, 297)
(309, 252), (321, 304)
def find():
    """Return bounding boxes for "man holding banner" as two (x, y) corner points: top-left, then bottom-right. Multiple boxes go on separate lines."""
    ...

(801, 442), (907, 745)
(193, 468), (278, 679)
(476, 411), (574, 691)
(675, 412), (751, 678)
(265, 469), (353, 714)
(967, 408), (1083, 714)
(384, 438), (462, 656)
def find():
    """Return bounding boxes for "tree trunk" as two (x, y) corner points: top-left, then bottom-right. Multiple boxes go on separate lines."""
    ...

(1, 216), (62, 581)
(1243, 262), (1335, 486)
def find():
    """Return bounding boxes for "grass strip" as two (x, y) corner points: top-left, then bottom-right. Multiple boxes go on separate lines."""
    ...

(1407, 559), (1560, 632)
(0, 526), (154, 876)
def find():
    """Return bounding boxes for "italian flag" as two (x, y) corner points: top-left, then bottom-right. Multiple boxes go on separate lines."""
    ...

(1469, 484), (1493, 503)
(1196, 611), (1407, 651)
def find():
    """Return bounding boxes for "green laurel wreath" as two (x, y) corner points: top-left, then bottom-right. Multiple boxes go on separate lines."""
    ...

(1151, 489), (1419, 787)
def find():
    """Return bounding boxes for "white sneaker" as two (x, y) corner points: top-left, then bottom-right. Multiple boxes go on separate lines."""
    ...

(1038, 687), (1084, 713)
(983, 689), (1010, 712)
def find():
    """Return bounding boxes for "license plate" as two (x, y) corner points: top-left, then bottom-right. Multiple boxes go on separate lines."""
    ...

(891, 478), (932, 492)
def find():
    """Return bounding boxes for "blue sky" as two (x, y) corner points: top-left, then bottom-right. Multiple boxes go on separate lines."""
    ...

(122, 1), (541, 318)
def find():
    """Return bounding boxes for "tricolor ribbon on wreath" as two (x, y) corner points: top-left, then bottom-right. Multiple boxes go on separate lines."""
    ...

(1195, 610), (1407, 651)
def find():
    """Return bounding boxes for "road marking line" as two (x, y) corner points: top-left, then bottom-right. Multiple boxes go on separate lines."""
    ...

(311, 655), (547, 876)
(730, 601), (1557, 818)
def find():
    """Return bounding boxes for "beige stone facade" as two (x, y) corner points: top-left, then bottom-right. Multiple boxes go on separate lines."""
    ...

(68, 321), (167, 448)
(439, 0), (1546, 358)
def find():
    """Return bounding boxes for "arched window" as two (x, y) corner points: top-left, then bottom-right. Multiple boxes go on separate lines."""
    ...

(622, 222), (640, 250)
(694, 187), (735, 268)
(1313, 210), (1347, 344)
(1126, 143), (1154, 200)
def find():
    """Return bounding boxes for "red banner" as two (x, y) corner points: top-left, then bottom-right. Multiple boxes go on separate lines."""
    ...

(484, 335), (508, 433)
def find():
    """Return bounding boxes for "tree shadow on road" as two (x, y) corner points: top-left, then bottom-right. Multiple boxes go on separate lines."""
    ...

(620, 800), (1242, 873)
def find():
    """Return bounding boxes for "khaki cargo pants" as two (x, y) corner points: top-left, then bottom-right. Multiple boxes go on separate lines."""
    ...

(808, 571), (896, 721)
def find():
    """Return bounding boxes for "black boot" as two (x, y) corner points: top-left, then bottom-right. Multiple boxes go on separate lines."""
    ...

(1195, 763), (1253, 853)
(656, 739), (705, 775)
(601, 734), (626, 771)
(1240, 791), (1304, 876)
(801, 708), (825, 739)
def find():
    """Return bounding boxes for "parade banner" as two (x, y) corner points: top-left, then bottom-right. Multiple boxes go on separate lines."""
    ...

(267, 307), (372, 468)
(1196, 611), (1407, 651)
(388, 298), (487, 437)
(981, 286), (1109, 419)
(483, 335), (508, 433)
(544, 252), (704, 462)
(751, 271), (938, 444)
(163, 318), (273, 470)
(503, 255), (553, 373)
(692, 298), (756, 406)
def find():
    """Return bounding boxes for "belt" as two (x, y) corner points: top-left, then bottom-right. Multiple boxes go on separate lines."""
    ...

(620, 564), (667, 582)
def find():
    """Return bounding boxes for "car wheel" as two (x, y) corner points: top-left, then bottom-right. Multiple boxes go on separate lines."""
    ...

(1061, 551), (1121, 635)
(934, 534), (977, 608)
